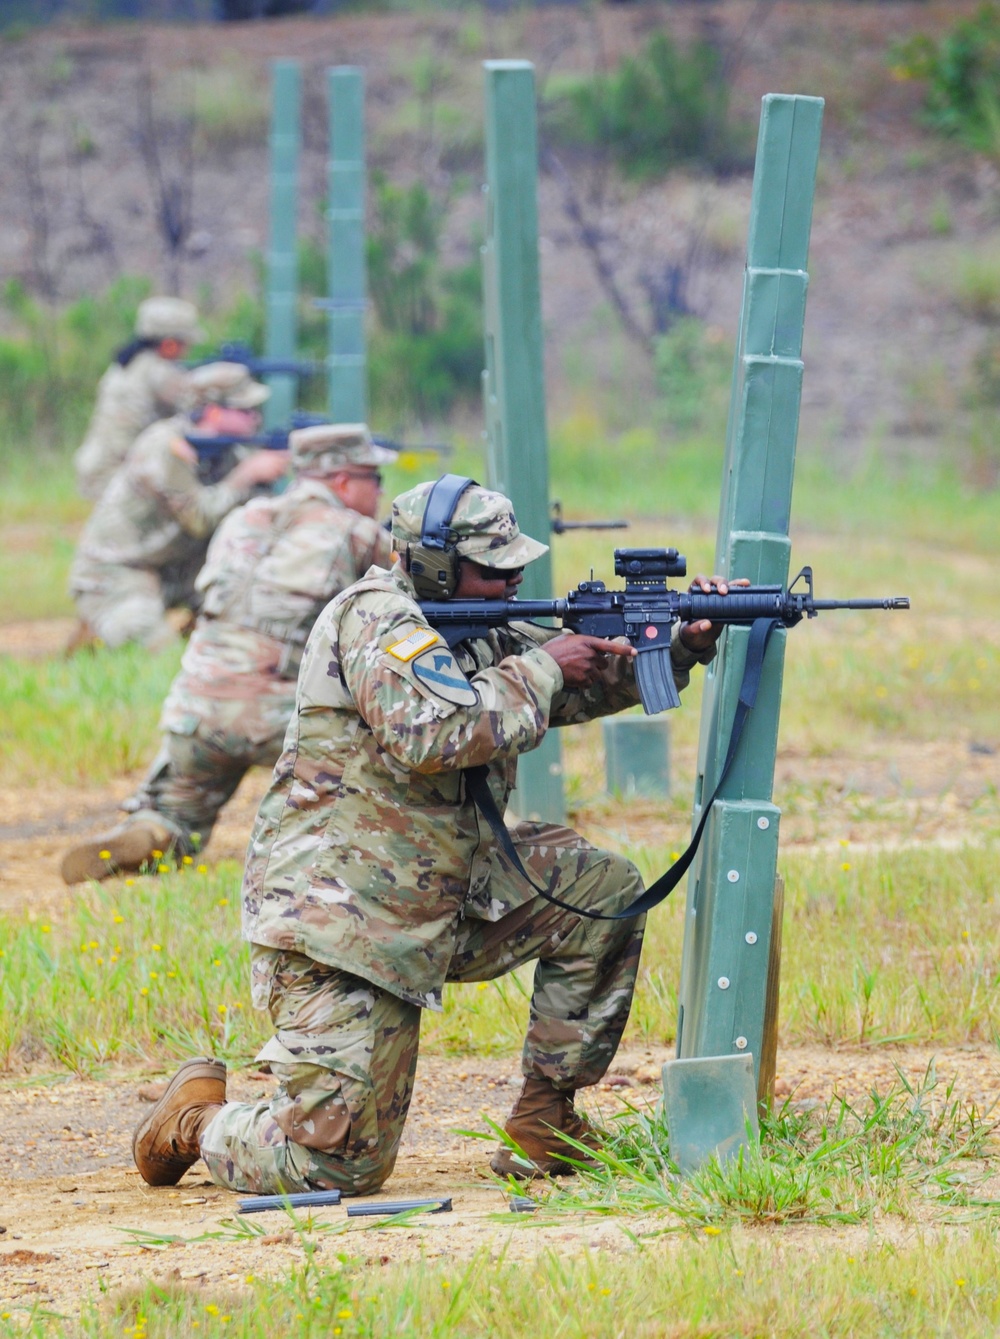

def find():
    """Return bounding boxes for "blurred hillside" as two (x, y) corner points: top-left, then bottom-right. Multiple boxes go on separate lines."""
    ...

(0, 2), (998, 476)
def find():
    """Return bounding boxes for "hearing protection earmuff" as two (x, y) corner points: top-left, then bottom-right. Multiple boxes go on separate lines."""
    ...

(406, 473), (476, 600)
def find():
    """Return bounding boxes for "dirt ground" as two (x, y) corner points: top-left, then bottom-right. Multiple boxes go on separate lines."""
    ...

(3, 1043), (1000, 1319)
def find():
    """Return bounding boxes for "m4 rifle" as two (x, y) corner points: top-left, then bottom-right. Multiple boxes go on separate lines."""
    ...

(420, 546), (909, 714)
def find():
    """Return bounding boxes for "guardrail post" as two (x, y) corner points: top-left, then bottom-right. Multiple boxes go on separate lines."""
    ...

(264, 60), (301, 429)
(481, 60), (565, 824)
(665, 94), (824, 1171)
(327, 66), (367, 423)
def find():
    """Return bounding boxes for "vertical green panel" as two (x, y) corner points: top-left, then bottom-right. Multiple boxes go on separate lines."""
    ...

(676, 95), (823, 1086)
(327, 67), (367, 424)
(265, 60), (301, 429)
(677, 800), (781, 1065)
(482, 60), (564, 824)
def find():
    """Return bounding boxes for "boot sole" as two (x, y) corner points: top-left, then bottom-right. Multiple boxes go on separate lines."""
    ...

(132, 1057), (226, 1187)
(61, 827), (170, 885)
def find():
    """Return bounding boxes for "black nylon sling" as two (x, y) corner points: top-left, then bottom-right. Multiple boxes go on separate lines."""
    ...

(463, 616), (782, 922)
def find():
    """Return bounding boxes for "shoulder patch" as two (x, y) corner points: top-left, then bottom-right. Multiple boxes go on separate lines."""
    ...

(386, 627), (440, 662)
(412, 646), (479, 707)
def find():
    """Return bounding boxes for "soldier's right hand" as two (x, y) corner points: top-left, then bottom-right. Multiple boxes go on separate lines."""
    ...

(541, 633), (635, 688)
(228, 450), (290, 490)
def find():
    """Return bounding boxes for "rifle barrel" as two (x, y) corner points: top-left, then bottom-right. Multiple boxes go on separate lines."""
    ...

(811, 597), (910, 610)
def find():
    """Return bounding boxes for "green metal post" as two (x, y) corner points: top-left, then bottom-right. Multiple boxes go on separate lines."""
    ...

(666, 95), (824, 1165)
(264, 60), (301, 429)
(481, 60), (564, 824)
(327, 67), (367, 423)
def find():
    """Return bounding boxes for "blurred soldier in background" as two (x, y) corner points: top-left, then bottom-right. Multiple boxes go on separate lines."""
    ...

(74, 297), (204, 501)
(67, 362), (288, 654)
(61, 423), (396, 885)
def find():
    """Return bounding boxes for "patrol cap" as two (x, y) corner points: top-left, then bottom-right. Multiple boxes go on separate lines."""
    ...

(392, 480), (549, 570)
(189, 361), (270, 409)
(290, 422), (397, 474)
(135, 297), (204, 343)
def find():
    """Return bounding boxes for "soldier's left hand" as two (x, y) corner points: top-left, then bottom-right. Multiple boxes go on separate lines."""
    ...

(679, 574), (751, 652)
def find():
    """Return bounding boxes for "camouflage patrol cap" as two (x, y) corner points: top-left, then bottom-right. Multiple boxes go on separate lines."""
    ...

(135, 297), (204, 343)
(392, 479), (549, 569)
(290, 422), (397, 474)
(189, 361), (270, 409)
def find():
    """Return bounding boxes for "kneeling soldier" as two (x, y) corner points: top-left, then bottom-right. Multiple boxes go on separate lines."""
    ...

(61, 424), (394, 884)
(133, 478), (728, 1190)
(68, 362), (288, 653)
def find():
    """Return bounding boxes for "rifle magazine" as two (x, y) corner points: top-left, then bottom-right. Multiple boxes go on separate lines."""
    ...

(634, 647), (682, 715)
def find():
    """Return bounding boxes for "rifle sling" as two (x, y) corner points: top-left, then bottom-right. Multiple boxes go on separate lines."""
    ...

(463, 617), (781, 922)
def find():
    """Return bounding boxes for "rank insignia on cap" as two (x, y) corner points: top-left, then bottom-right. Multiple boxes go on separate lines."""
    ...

(412, 647), (478, 706)
(386, 628), (440, 662)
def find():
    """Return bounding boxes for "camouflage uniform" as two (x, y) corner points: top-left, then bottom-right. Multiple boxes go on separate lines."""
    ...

(200, 483), (714, 1195)
(69, 414), (257, 651)
(61, 424), (394, 883)
(74, 297), (202, 501)
(74, 353), (196, 502)
(129, 470), (393, 853)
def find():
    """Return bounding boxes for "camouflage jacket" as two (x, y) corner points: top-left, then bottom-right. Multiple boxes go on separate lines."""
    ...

(69, 416), (253, 592)
(242, 563), (713, 1010)
(74, 352), (194, 501)
(161, 478), (393, 723)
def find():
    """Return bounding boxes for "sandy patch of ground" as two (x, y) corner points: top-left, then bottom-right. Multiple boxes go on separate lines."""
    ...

(1, 1043), (998, 1318)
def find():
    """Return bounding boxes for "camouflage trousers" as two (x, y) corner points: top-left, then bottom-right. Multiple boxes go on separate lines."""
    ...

(199, 825), (645, 1195)
(71, 557), (203, 651)
(130, 692), (294, 853)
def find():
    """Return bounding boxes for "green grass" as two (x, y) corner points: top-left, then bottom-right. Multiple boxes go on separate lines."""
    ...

(8, 1219), (1000, 1336)
(542, 1060), (1000, 1226)
(0, 864), (252, 1072)
(2, 414), (998, 630)
(0, 644), (181, 786)
(2, 841), (999, 1074)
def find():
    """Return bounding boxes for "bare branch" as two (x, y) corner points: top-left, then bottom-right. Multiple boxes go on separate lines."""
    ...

(136, 64), (195, 295)
(542, 147), (652, 353)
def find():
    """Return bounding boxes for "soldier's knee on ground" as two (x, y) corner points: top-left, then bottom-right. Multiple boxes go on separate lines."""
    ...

(268, 1058), (394, 1182)
(92, 595), (174, 651)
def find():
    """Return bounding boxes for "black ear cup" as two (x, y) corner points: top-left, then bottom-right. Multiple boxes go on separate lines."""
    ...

(411, 474), (477, 599)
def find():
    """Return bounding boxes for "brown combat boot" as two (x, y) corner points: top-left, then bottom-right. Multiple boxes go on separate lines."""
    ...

(490, 1076), (605, 1179)
(133, 1058), (226, 1187)
(60, 818), (174, 885)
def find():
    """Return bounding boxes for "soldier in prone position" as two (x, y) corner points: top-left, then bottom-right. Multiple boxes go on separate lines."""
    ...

(74, 297), (203, 502)
(133, 480), (735, 1192)
(67, 362), (289, 654)
(61, 424), (395, 885)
